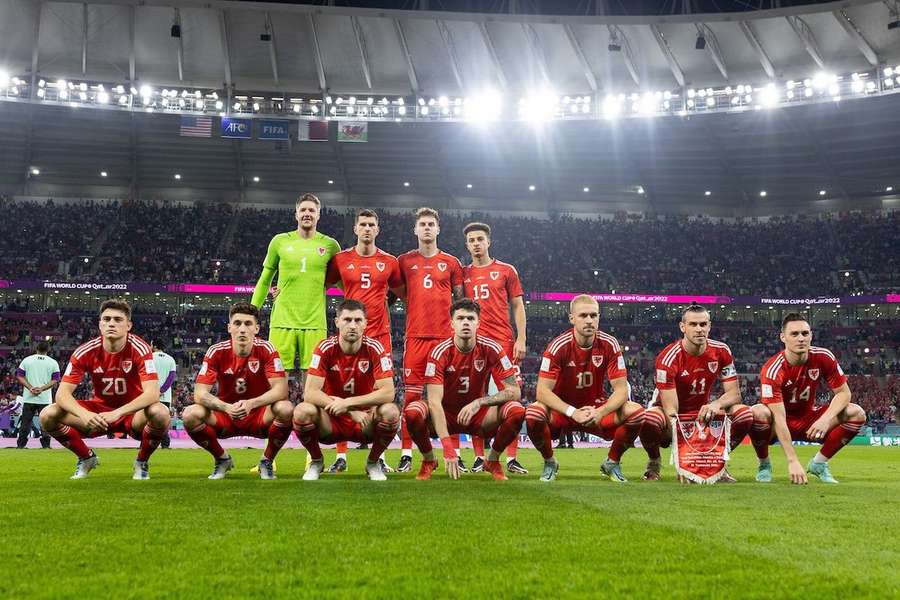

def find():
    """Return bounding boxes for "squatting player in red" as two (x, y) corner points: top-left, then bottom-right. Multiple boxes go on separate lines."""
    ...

(293, 299), (399, 481)
(40, 298), (168, 480)
(525, 295), (645, 482)
(462, 222), (528, 475)
(750, 313), (865, 484)
(639, 304), (753, 482)
(405, 298), (524, 481)
(183, 302), (292, 480)
(396, 207), (464, 473)
(324, 208), (404, 474)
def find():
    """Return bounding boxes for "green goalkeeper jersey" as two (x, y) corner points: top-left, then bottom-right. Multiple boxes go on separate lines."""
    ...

(251, 230), (341, 329)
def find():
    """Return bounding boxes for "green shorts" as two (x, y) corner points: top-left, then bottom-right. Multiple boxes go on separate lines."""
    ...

(268, 327), (328, 371)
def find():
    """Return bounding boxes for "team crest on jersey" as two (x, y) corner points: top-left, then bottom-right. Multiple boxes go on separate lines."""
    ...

(404, 368), (411, 377)
(376, 262), (385, 272)
(318, 247), (326, 256)
(121, 360), (132, 373)
(358, 360), (370, 373)
(591, 355), (603, 367)
(808, 369), (820, 381)
(474, 359), (485, 372)
(490, 271), (500, 280)
(248, 359), (260, 373)
(438, 262), (447, 272)
(707, 361), (718, 373)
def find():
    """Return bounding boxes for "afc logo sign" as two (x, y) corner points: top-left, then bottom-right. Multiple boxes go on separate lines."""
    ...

(225, 122), (248, 135)
(221, 117), (252, 139)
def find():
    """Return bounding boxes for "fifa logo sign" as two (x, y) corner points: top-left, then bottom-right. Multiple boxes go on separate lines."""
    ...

(262, 124), (287, 137)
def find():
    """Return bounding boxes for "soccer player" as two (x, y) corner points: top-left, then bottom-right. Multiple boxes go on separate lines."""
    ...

(39, 299), (168, 480)
(183, 302), (293, 479)
(293, 299), (399, 481)
(323, 208), (404, 474)
(749, 313), (865, 484)
(525, 295), (645, 482)
(251, 193), (341, 384)
(395, 207), (464, 473)
(462, 222), (528, 475)
(638, 304), (752, 482)
(15, 340), (60, 449)
(404, 298), (523, 481)
(151, 340), (177, 449)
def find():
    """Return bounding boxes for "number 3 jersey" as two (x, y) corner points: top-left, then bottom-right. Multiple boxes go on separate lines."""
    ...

(759, 347), (846, 417)
(424, 336), (517, 414)
(62, 334), (158, 407)
(196, 338), (285, 404)
(654, 339), (737, 415)
(307, 336), (394, 399)
(539, 329), (627, 408)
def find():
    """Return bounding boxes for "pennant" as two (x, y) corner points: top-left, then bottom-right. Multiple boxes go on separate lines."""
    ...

(671, 416), (731, 484)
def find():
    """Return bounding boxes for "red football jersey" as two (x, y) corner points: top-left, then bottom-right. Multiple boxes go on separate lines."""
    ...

(399, 250), (463, 339)
(62, 334), (158, 408)
(196, 338), (286, 404)
(327, 247), (402, 338)
(424, 336), (517, 414)
(655, 339), (737, 415)
(463, 260), (523, 344)
(759, 347), (847, 417)
(539, 329), (627, 409)
(308, 336), (394, 400)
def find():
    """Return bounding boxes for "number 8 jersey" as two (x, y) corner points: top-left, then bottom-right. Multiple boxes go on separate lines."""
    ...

(196, 338), (285, 403)
(62, 334), (158, 407)
(539, 328), (627, 408)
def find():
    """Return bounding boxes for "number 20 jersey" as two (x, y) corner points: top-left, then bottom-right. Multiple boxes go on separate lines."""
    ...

(62, 334), (158, 408)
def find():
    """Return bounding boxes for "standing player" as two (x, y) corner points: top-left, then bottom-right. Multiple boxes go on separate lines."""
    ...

(182, 302), (293, 479)
(395, 207), (464, 473)
(293, 300), (399, 481)
(749, 313), (865, 484)
(323, 209), (404, 474)
(15, 340), (60, 449)
(404, 298), (523, 481)
(151, 340), (177, 449)
(250, 193), (341, 386)
(525, 295), (645, 482)
(462, 222), (528, 475)
(638, 305), (753, 482)
(39, 299), (168, 480)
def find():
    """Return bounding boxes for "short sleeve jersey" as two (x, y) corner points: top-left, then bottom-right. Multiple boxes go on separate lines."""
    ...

(307, 336), (394, 400)
(462, 260), (523, 345)
(398, 250), (463, 339)
(654, 339), (737, 415)
(152, 351), (178, 404)
(759, 347), (847, 417)
(539, 329), (627, 409)
(424, 336), (517, 414)
(196, 339), (285, 404)
(251, 231), (341, 330)
(17, 353), (61, 405)
(327, 248), (402, 338)
(62, 334), (158, 408)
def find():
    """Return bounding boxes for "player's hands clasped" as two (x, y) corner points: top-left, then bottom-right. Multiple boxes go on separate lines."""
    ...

(83, 411), (109, 433)
(571, 407), (595, 427)
(228, 401), (250, 420)
(788, 459), (808, 485)
(457, 399), (483, 426)
(697, 402), (723, 423)
(325, 398), (350, 416)
(349, 410), (371, 429)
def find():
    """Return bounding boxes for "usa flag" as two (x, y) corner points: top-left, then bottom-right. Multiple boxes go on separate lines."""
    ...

(180, 115), (213, 137)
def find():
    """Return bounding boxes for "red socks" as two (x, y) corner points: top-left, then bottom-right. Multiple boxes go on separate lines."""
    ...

(293, 418), (322, 461)
(525, 404), (554, 460)
(188, 423), (225, 459)
(640, 410), (667, 461)
(137, 423), (167, 461)
(749, 419), (772, 460)
(401, 388), (422, 451)
(491, 402), (525, 454)
(402, 399), (433, 454)
(472, 436), (485, 458)
(729, 405), (753, 451)
(369, 419), (399, 462)
(264, 419), (293, 460)
(608, 408), (644, 462)
(48, 424), (92, 459)
(821, 420), (864, 459)
(335, 441), (349, 455)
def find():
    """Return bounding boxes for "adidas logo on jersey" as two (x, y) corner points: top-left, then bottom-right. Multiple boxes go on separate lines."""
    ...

(568, 361), (577, 367)
(224, 368), (234, 375)
(93, 367), (104, 374)
(447, 365), (456, 372)
(331, 365), (341, 372)
(681, 370), (690, 376)
(411, 265), (419, 270)
(347, 264), (355, 270)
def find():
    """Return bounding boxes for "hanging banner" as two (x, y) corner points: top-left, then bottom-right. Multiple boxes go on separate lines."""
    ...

(258, 119), (291, 141)
(221, 117), (252, 139)
(337, 121), (368, 142)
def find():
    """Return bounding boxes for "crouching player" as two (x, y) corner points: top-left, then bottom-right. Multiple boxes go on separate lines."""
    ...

(293, 299), (399, 481)
(750, 313), (865, 484)
(525, 295), (645, 482)
(639, 304), (752, 482)
(404, 298), (523, 481)
(40, 299), (168, 480)
(183, 302), (292, 480)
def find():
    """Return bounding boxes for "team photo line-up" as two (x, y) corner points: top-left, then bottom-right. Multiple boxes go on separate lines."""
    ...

(28, 193), (865, 485)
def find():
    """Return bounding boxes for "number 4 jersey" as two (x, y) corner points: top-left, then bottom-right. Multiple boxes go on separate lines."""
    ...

(307, 336), (394, 399)
(62, 334), (158, 407)
(196, 338), (286, 403)
(759, 347), (846, 417)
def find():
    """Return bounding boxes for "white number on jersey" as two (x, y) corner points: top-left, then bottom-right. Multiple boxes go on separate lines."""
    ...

(343, 378), (355, 395)
(422, 274), (433, 289)
(473, 284), (490, 300)
(360, 273), (371, 289)
(789, 386), (811, 404)
(101, 377), (127, 396)
(235, 378), (248, 395)
(458, 376), (470, 394)
(300, 256), (307, 273)
(575, 371), (594, 389)
(689, 378), (707, 395)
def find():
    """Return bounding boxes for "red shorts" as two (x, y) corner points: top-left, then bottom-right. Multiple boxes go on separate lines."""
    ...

(548, 407), (618, 441)
(786, 405), (829, 442)
(403, 337), (442, 386)
(76, 399), (138, 438)
(322, 409), (374, 444)
(445, 405), (493, 437)
(213, 406), (269, 438)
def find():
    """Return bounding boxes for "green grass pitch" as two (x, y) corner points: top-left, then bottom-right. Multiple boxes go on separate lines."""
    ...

(1, 446), (898, 599)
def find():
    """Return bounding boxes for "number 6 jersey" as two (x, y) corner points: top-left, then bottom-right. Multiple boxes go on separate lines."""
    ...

(62, 334), (158, 407)
(196, 338), (285, 404)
